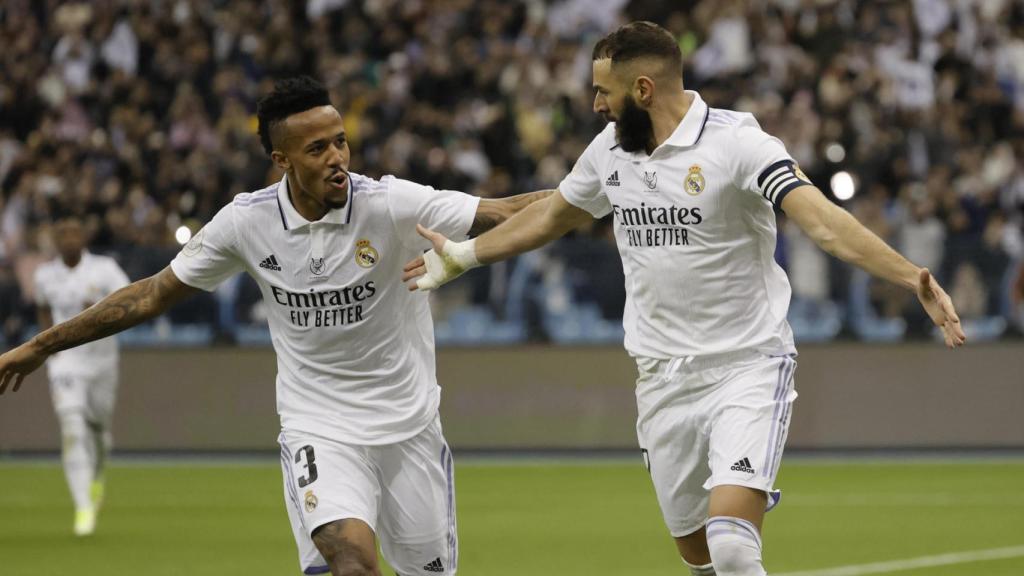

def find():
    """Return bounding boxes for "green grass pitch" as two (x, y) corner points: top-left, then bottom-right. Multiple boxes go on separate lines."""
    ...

(1, 459), (1022, 575)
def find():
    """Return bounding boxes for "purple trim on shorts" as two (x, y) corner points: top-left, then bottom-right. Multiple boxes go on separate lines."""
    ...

(303, 565), (331, 574)
(279, 434), (305, 532)
(760, 359), (788, 478)
(767, 361), (797, 479)
(443, 443), (457, 572)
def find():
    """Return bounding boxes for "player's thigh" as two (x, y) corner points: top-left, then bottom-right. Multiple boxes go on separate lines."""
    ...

(706, 355), (797, 511)
(85, 371), (118, 427)
(636, 359), (714, 538)
(279, 431), (381, 574)
(49, 373), (88, 418)
(376, 417), (457, 576)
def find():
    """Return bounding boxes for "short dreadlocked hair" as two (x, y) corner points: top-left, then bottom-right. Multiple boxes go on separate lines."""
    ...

(256, 76), (332, 155)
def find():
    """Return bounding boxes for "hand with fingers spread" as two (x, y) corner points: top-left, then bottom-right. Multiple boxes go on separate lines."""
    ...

(916, 268), (966, 348)
(0, 341), (48, 396)
(402, 224), (480, 291)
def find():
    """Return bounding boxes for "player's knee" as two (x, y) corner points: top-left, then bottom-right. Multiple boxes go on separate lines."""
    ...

(675, 527), (712, 566)
(312, 520), (380, 576)
(328, 560), (378, 576)
(706, 516), (765, 576)
(58, 412), (88, 455)
(320, 547), (378, 576)
(58, 411), (88, 436)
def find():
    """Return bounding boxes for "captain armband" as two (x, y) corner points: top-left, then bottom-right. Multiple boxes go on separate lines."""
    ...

(755, 160), (813, 207)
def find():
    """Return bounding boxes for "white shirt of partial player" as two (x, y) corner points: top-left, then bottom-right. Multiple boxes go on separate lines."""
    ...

(34, 252), (130, 377)
(559, 90), (804, 359)
(170, 173), (479, 446)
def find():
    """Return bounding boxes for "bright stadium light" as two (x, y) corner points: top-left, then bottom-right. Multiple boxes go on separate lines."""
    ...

(175, 226), (192, 245)
(825, 142), (846, 163)
(830, 171), (856, 201)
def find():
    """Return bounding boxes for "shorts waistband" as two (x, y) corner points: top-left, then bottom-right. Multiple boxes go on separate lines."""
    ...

(642, 349), (767, 380)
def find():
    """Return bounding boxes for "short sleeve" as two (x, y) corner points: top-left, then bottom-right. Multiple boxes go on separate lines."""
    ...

(104, 259), (130, 294)
(557, 133), (611, 218)
(386, 177), (481, 248)
(732, 115), (813, 207)
(170, 204), (244, 291)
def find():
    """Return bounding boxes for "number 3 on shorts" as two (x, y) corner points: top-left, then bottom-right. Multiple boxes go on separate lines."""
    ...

(295, 445), (318, 487)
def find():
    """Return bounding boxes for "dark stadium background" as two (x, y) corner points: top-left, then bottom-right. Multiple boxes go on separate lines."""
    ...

(1, 2), (1022, 575)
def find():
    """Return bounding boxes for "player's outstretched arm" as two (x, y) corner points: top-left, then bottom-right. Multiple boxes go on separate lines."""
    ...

(781, 185), (966, 348)
(469, 190), (556, 236)
(403, 190), (592, 291)
(0, 266), (200, 395)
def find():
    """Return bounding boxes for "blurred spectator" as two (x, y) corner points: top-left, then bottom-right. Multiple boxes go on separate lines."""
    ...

(1, 0), (1022, 344)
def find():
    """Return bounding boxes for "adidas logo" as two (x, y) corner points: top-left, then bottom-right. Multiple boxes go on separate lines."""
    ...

(730, 457), (755, 474)
(259, 254), (282, 271)
(605, 170), (620, 186)
(423, 557), (445, 572)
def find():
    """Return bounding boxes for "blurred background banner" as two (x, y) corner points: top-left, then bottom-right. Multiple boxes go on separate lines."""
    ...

(1, 344), (1022, 452)
(1, 0), (1023, 451)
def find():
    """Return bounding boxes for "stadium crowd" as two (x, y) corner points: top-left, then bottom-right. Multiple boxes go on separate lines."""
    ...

(1, 0), (1023, 345)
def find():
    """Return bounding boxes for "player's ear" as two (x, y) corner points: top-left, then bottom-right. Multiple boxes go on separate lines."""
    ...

(271, 150), (291, 172)
(635, 76), (655, 106)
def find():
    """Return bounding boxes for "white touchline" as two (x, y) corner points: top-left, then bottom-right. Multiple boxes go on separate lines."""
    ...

(772, 545), (1024, 576)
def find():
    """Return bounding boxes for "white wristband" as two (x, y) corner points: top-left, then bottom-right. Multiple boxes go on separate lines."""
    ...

(443, 238), (480, 269)
(416, 238), (479, 291)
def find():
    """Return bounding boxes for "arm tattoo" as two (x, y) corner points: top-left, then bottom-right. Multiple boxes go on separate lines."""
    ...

(32, 267), (195, 355)
(469, 189), (555, 236)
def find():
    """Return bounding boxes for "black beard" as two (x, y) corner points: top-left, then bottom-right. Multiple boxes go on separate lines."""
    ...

(615, 95), (654, 153)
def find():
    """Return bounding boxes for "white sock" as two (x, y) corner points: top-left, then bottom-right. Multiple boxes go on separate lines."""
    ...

(706, 516), (766, 576)
(683, 557), (716, 575)
(59, 412), (96, 510)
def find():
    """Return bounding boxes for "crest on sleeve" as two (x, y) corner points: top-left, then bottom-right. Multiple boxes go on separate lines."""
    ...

(354, 239), (379, 268)
(182, 228), (205, 257)
(793, 164), (810, 183)
(685, 165), (706, 196)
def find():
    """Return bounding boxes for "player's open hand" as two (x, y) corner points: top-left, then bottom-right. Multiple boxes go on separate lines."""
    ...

(402, 225), (479, 291)
(916, 268), (966, 348)
(0, 341), (48, 396)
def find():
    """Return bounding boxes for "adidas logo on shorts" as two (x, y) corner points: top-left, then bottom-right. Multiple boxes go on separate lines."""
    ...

(423, 557), (445, 572)
(730, 457), (755, 474)
(259, 254), (282, 271)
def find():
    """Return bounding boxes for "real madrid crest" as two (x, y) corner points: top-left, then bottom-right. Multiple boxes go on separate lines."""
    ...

(304, 489), (318, 513)
(182, 228), (205, 257)
(354, 239), (379, 268)
(685, 165), (705, 196)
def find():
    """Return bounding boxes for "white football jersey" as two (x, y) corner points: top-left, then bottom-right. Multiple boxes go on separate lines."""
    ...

(559, 90), (811, 359)
(170, 173), (479, 445)
(34, 252), (130, 377)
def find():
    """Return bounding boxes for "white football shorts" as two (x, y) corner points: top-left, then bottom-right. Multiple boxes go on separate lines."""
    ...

(279, 415), (457, 575)
(635, 351), (797, 537)
(48, 370), (118, 426)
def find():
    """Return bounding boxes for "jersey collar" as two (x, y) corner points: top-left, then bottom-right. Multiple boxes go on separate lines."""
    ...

(275, 174), (354, 230)
(661, 90), (710, 149)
